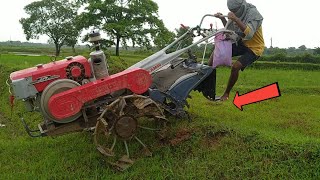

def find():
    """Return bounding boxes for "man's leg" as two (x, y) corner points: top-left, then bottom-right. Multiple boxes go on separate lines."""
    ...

(220, 61), (243, 101)
(208, 51), (214, 67)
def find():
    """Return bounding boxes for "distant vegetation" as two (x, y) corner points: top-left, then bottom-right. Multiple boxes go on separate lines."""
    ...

(18, 0), (320, 59)
(1, 40), (320, 66)
(19, 0), (174, 56)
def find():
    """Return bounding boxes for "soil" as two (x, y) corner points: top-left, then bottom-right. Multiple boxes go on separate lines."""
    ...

(169, 128), (192, 146)
(204, 130), (228, 148)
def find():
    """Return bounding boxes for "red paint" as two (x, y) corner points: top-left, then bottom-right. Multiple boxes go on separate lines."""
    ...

(233, 82), (281, 111)
(180, 24), (188, 29)
(9, 95), (14, 107)
(149, 63), (161, 72)
(48, 68), (152, 120)
(10, 56), (92, 92)
(9, 95), (14, 113)
(71, 66), (82, 78)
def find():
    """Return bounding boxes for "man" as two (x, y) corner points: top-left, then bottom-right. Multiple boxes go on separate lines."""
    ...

(213, 0), (265, 101)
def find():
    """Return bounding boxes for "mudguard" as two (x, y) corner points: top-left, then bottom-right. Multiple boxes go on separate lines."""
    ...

(149, 64), (217, 116)
(168, 67), (216, 102)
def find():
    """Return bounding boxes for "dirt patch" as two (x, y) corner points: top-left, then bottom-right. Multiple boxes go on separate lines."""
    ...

(280, 119), (309, 129)
(169, 128), (192, 146)
(203, 130), (229, 148)
(278, 111), (311, 130)
(278, 118), (320, 137)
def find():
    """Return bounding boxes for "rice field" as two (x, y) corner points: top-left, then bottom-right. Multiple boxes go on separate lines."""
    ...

(0, 54), (319, 179)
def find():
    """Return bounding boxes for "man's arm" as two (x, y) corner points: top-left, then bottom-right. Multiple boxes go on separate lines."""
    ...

(228, 12), (246, 32)
(228, 12), (260, 40)
(214, 12), (227, 26)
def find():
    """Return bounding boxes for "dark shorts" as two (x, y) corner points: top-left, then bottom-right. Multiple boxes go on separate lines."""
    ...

(232, 41), (260, 71)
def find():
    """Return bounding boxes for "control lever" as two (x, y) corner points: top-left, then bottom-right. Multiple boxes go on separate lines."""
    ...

(170, 58), (185, 69)
(187, 49), (197, 61)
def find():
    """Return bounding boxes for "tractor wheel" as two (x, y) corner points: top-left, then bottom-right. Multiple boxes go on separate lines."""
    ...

(93, 95), (167, 171)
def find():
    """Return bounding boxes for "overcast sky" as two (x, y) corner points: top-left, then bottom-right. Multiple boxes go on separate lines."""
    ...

(0, 0), (318, 48)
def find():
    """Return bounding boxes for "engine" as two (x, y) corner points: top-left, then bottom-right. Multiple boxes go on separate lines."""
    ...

(10, 56), (90, 108)
(10, 50), (151, 126)
(9, 29), (113, 120)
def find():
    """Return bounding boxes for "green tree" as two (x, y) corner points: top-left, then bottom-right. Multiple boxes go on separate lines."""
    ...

(64, 17), (84, 55)
(153, 21), (175, 49)
(298, 45), (307, 51)
(79, 0), (172, 56)
(286, 47), (296, 55)
(64, 27), (81, 55)
(313, 47), (320, 55)
(20, 0), (80, 56)
(269, 47), (287, 55)
(175, 26), (194, 47)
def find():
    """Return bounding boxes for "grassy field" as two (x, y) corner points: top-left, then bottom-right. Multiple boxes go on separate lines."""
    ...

(0, 53), (320, 179)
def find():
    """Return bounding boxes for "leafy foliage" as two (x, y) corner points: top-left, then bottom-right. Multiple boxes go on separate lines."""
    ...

(79, 0), (174, 56)
(20, 0), (80, 56)
(259, 53), (320, 64)
(299, 45), (307, 51)
(64, 19), (83, 55)
(175, 26), (194, 47)
(314, 47), (320, 55)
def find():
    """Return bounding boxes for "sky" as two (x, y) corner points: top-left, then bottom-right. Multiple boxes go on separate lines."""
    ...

(0, 0), (319, 48)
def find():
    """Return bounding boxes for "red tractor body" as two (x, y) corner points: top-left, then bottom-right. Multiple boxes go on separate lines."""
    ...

(48, 68), (151, 120)
(10, 56), (92, 98)
(9, 55), (152, 125)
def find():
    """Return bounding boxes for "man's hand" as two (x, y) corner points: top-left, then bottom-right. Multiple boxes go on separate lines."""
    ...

(225, 32), (239, 42)
(228, 12), (239, 22)
(228, 12), (247, 32)
(214, 12), (227, 26)
(214, 12), (225, 19)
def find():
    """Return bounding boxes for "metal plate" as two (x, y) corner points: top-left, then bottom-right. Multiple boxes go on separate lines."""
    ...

(40, 79), (81, 123)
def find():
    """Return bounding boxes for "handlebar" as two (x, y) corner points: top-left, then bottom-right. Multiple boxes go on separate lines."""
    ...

(198, 14), (228, 29)
(160, 14), (236, 54)
(194, 14), (234, 38)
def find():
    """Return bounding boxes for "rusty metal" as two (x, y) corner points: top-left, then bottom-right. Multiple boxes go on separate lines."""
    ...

(114, 116), (137, 140)
(109, 155), (134, 172)
(93, 95), (167, 171)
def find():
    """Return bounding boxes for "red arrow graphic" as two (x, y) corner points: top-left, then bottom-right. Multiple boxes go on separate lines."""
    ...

(233, 82), (281, 111)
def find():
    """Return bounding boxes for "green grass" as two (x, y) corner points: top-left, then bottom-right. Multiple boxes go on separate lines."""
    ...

(0, 53), (144, 74)
(0, 44), (92, 57)
(0, 54), (320, 179)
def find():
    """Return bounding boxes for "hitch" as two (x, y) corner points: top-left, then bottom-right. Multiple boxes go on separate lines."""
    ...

(19, 113), (46, 138)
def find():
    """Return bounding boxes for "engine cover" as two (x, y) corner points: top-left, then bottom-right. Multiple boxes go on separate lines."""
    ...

(10, 56), (92, 100)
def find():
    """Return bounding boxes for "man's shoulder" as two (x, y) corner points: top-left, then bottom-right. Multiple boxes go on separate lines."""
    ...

(247, 7), (263, 20)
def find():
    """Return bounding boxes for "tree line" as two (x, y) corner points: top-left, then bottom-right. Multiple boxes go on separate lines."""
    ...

(19, 0), (320, 64)
(260, 46), (320, 64)
(20, 0), (175, 56)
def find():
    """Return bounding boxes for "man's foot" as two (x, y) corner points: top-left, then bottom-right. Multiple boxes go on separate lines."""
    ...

(220, 93), (229, 101)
